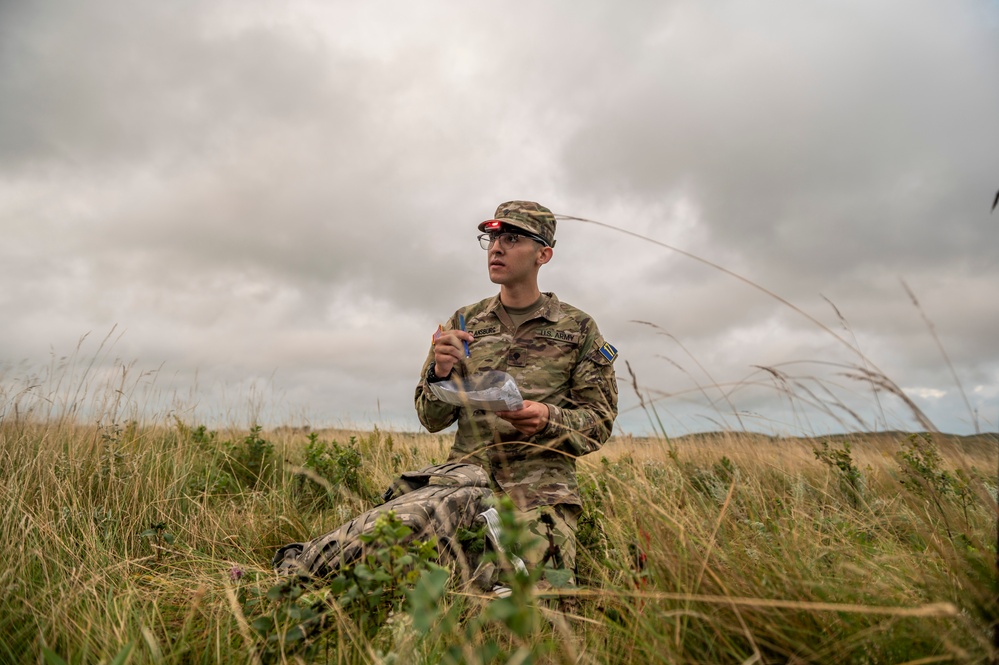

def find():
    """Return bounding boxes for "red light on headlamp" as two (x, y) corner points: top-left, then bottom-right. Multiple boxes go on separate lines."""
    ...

(482, 220), (503, 231)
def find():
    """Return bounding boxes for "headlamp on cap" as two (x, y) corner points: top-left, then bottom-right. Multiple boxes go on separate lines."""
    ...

(478, 221), (551, 248)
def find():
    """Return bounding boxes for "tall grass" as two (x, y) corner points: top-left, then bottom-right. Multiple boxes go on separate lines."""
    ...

(0, 357), (995, 663)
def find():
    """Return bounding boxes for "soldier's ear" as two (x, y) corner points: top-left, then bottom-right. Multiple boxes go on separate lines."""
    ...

(536, 246), (553, 267)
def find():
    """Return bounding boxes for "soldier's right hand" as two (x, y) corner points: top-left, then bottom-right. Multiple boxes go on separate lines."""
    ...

(432, 329), (474, 378)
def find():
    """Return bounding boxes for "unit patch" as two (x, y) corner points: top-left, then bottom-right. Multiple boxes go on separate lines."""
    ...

(598, 342), (618, 362)
(536, 329), (579, 344)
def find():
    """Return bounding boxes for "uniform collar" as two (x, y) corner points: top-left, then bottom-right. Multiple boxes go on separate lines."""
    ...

(536, 292), (563, 322)
(484, 292), (562, 323)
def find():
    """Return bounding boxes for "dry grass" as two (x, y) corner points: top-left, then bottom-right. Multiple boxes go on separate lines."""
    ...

(1, 404), (995, 663)
(1, 304), (996, 662)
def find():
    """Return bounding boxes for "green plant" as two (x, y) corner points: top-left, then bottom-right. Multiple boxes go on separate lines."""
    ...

(139, 521), (175, 562)
(190, 424), (217, 445)
(185, 465), (237, 497)
(896, 433), (955, 538)
(246, 510), (449, 661)
(243, 577), (328, 663)
(713, 455), (737, 485)
(296, 432), (375, 505)
(171, 422), (236, 497)
(951, 468), (976, 527)
(330, 510), (443, 637)
(814, 440), (864, 509)
(224, 424), (276, 490)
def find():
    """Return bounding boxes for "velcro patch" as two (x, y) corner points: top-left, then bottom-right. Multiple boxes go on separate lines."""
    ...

(598, 342), (618, 362)
(471, 326), (499, 338)
(536, 329), (579, 344)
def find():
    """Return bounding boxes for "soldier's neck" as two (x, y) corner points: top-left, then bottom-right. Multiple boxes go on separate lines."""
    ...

(499, 283), (542, 310)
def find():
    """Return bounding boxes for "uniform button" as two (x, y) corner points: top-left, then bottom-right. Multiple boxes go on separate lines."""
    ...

(512, 352), (521, 360)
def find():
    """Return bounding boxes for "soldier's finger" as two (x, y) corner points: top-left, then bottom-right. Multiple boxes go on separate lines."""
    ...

(435, 332), (464, 350)
(434, 342), (463, 362)
(497, 412), (536, 429)
(511, 422), (541, 435)
(433, 336), (461, 354)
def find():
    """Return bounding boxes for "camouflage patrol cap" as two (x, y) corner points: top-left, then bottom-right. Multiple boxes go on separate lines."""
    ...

(478, 201), (557, 248)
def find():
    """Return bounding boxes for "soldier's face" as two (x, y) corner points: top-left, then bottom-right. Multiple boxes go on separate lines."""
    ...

(487, 235), (545, 286)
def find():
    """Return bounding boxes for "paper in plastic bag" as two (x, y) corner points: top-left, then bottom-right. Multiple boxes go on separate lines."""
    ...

(428, 370), (524, 411)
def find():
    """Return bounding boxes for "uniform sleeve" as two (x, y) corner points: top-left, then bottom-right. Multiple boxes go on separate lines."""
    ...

(413, 315), (462, 433)
(543, 330), (618, 457)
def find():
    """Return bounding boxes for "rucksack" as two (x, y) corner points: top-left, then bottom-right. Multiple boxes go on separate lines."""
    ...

(273, 463), (494, 580)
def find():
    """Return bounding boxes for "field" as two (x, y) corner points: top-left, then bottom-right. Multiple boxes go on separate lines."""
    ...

(1, 396), (996, 664)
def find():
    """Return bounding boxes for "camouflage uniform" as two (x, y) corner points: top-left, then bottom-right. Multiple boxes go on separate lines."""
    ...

(274, 202), (615, 585)
(415, 292), (618, 572)
(274, 463), (493, 580)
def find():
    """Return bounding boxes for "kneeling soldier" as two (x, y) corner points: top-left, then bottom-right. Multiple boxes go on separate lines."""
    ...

(415, 200), (619, 584)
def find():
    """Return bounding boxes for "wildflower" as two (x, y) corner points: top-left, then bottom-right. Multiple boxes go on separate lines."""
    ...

(229, 566), (244, 582)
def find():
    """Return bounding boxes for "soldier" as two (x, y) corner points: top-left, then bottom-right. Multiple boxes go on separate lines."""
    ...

(415, 200), (619, 584)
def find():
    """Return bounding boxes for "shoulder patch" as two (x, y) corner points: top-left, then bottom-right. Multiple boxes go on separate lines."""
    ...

(536, 328), (580, 344)
(598, 342), (618, 363)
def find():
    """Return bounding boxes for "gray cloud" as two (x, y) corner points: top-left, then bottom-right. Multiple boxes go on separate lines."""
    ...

(560, 2), (999, 274)
(1, 0), (997, 436)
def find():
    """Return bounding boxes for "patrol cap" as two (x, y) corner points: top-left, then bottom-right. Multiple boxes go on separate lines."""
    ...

(478, 201), (557, 248)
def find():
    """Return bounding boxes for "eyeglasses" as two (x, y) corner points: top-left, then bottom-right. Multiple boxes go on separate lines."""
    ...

(477, 231), (549, 250)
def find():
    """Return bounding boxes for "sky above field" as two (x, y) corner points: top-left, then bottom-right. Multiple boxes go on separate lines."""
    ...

(2, 0), (998, 437)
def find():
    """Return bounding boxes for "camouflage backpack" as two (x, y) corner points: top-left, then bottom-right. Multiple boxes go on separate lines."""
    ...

(273, 463), (496, 580)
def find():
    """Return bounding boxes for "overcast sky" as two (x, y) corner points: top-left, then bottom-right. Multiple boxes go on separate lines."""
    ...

(2, 0), (997, 437)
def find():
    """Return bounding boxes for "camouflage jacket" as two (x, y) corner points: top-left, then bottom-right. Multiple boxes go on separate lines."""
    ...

(414, 293), (618, 510)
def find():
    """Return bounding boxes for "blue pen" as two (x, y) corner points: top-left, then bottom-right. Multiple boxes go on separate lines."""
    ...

(459, 313), (470, 358)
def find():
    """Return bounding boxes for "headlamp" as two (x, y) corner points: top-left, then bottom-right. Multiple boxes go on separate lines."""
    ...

(478, 220), (550, 247)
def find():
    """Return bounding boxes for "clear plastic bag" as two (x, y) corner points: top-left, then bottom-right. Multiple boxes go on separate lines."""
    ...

(428, 370), (524, 411)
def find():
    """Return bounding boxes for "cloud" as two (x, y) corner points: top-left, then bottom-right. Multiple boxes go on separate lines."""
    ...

(1, 0), (997, 436)
(559, 1), (999, 275)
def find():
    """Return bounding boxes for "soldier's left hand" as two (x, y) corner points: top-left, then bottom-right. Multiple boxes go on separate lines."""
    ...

(495, 400), (549, 436)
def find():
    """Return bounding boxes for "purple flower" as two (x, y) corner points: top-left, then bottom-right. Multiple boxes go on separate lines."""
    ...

(229, 566), (244, 582)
